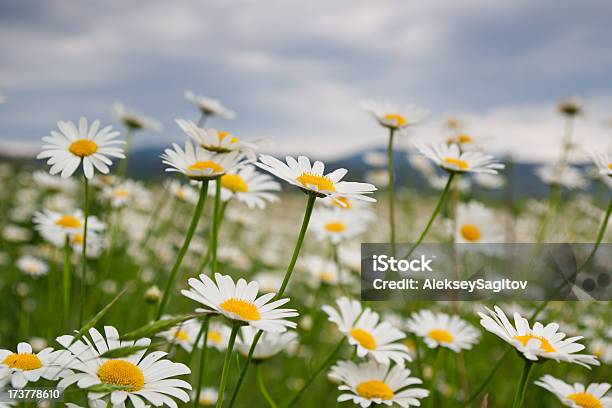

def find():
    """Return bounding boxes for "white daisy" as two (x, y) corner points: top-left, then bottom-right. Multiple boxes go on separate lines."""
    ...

(536, 165), (588, 189)
(176, 119), (258, 160)
(33, 171), (77, 193)
(70, 229), (104, 259)
(361, 100), (430, 130)
(164, 180), (199, 204)
(320, 195), (373, 211)
(37, 117), (125, 179)
(194, 387), (218, 406)
(473, 173), (506, 189)
(406, 310), (480, 353)
(299, 255), (340, 287)
(102, 180), (150, 208)
(322, 297), (412, 365)
(455, 201), (504, 244)
(310, 208), (371, 245)
(113, 103), (162, 131)
(592, 151), (612, 178)
(535, 375), (611, 408)
(16, 255), (49, 278)
(57, 326), (191, 408)
(161, 142), (243, 181)
(329, 360), (428, 408)
(415, 142), (505, 174)
(256, 155), (377, 201)
(33, 209), (105, 247)
(252, 272), (284, 294)
(206, 322), (231, 351)
(235, 326), (298, 361)
(181, 273), (298, 333)
(478, 306), (599, 368)
(158, 318), (202, 353)
(185, 91), (235, 119)
(210, 165), (280, 209)
(0, 342), (69, 388)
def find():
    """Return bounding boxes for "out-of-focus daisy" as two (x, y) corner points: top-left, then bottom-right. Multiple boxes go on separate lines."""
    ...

(194, 387), (219, 406)
(322, 297), (411, 365)
(113, 103), (162, 131)
(478, 306), (599, 368)
(535, 375), (611, 408)
(363, 151), (387, 167)
(185, 90), (235, 119)
(408, 153), (436, 179)
(428, 174), (471, 192)
(416, 142), (505, 175)
(70, 229), (103, 259)
(455, 201), (504, 244)
(33, 171), (77, 193)
(2, 225), (31, 243)
(176, 119), (258, 160)
(591, 340), (612, 364)
(592, 151), (612, 178)
(299, 255), (339, 287)
(329, 360), (428, 408)
(447, 133), (476, 147)
(165, 180), (199, 204)
(37, 117), (125, 179)
(361, 100), (430, 130)
(102, 180), (150, 208)
(536, 165), (588, 189)
(320, 194), (372, 211)
(473, 173), (506, 189)
(182, 273), (298, 333)
(558, 97), (583, 117)
(406, 310), (480, 353)
(57, 326), (191, 407)
(161, 142), (243, 181)
(158, 318), (202, 353)
(365, 169), (388, 186)
(236, 326), (298, 361)
(253, 272), (284, 294)
(207, 322), (231, 351)
(211, 165), (280, 209)
(16, 255), (49, 278)
(0, 342), (69, 388)
(310, 208), (370, 245)
(257, 155), (376, 202)
(33, 209), (105, 247)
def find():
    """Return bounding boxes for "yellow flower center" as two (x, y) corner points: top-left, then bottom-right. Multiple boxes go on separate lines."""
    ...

(443, 157), (469, 170)
(218, 130), (239, 144)
(220, 298), (260, 321)
(427, 329), (454, 343)
(607, 163), (612, 170)
(460, 224), (481, 242)
(176, 188), (187, 199)
(513, 334), (556, 353)
(320, 272), (335, 283)
(356, 380), (394, 400)
(383, 113), (408, 127)
(208, 331), (222, 344)
(56, 215), (82, 229)
(567, 393), (603, 408)
(333, 197), (352, 209)
(71, 233), (84, 245)
(69, 139), (98, 157)
(97, 360), (145, 391)
(325, 221), (346, 233)
(350, 328), (377, 350)
(187, 161), (224, 173)
(174, 329), (189, 341)
(221, 174), (248, 193)
(114, 189), (129, 198)
(2, 353), (42, 371)
(457, 134), (473, 144)
(296, 173), (335, 192)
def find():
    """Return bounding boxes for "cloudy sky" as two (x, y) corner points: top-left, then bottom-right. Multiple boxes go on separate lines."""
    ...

(1, 0), (611, 162)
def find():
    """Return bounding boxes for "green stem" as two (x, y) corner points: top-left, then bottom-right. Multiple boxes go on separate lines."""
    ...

(79, 175), (90, 327)
(118, 127), (134, 178)
(286, 338), (346, 408)
(194, 316), (211, 407)
(405, 173), (455, 258)
(62, 236), (71, 327)
(228, 194), (317, 407)
(461, 348), (510, 407)
(210, 180), (222, 275)
(256, 364), (277, 408)
(511, 360), (533, 408)
(216, 322), (240, 408)
(156, 180), (209, 320)
(197, 112), (208, 128)
(387, 128), (396, 247)
(428, 348), (443, 408)
(197, 201), (228, 276)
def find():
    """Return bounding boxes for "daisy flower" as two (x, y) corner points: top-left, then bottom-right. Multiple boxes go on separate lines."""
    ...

(535, 375), (611, 408)
(102, 180), (150, 208)
(310, 208), (371, 244)
(37, 117), (125, 179)
(256, 155), (377, 201)
(185, 90), (235, 119)
(455, 201), (504, 244)
(592, 151), (612, 178)
(176, 119), (259, 160)
(161, 142), (243, 181)
(57, 326), (191, 407)
(235, 326), (298, 361)
(406, 310), (480, 353)
(536, 165), (588, 189)
(33, 209), (105, 247)
(558, 97), (583, 117)
(194, 387), (218, 406)
(361, 100), (430, 130)
(329, 360), (428, 408)
(206, 322), (231, 351)
(0, 342), (69, 388)
(164, 180), (199, 204)
(70, 229), (103, 259)
(478, 306), (599, 368)
(181, 273), (298, 333)
(253, 272), (284, 294)
(322, 297), (412, 365)
(33, 171), (77, 193)
(158, 318), (202, 353)
(16, 255), (49, 278)
(415, 142), (505, 174)
(299, 255), (340, 287)
(320, 194), (372, 211)
(211, 165), (281, 209)
(113, 103), (162, 131)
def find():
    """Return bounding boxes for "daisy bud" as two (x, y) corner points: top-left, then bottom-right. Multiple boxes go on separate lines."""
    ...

(144, 285), (161, 304)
